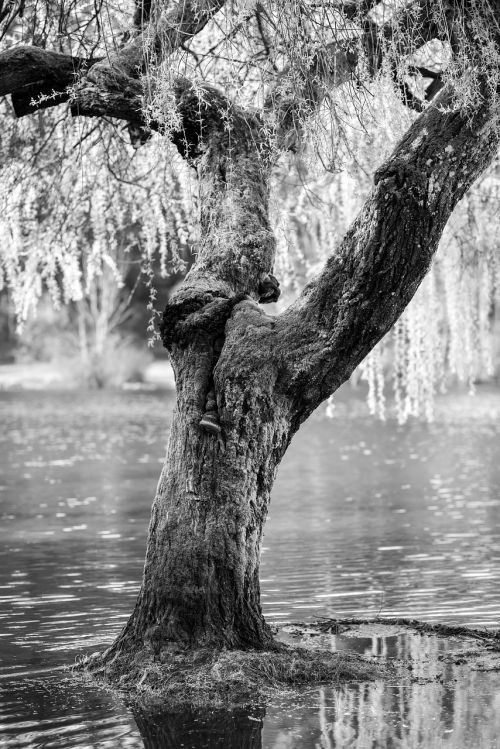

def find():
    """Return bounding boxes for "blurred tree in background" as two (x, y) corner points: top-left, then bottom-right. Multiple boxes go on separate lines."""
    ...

(0, 88), (196, 384)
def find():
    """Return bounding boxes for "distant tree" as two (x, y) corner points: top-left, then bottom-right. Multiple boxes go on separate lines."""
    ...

(1, 0), (499, 664)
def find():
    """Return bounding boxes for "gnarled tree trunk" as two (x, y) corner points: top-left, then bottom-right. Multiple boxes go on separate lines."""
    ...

(113, 343), (291, 651)
(104, 91), (499, 658)
(108, 109), (292, 653)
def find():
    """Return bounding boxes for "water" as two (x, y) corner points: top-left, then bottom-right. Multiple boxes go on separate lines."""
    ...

(2, 388), (500, 747)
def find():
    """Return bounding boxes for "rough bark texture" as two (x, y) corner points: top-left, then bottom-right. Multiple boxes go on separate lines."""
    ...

(107, 112), (289, 652)
(112, 379), (290, 650)
(0, 46), (97, 116)
(276, 87), (500, 424)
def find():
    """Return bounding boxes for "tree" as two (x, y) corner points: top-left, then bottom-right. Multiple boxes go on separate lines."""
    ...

(1, 0), (499, 662)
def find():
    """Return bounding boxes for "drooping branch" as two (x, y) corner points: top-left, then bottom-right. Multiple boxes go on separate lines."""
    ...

(96, 0), (227, 79)
(0, 0), (229, 122)
(265, 0), (453, 146)
(359, 1), (451, 111)
(264, 41), (357, 151)
(0, 43), (246, 153)
(0, 0), (25, 42)
(0, 0), (459, 140)
(271, 86), (500, 423)
(133, 0), (153, 28)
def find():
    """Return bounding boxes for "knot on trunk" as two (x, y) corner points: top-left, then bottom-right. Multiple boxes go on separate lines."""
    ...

(160, 292), (245, 349)
(258, 273), (280, 303)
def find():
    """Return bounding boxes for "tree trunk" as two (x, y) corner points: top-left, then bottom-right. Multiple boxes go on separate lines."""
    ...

(111, 332), (291, 652)
(1, 0), (500, 666)
(100, 110), (290, 654)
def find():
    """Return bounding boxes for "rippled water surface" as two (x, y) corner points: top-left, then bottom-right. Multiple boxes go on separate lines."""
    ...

(2, 388), (500, 747)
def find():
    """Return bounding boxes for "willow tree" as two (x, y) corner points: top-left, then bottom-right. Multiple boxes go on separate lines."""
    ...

(1, 0), (500, 660)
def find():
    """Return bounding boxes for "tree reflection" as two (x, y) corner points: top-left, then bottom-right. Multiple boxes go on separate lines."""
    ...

(267, 632), (500, 748)
(131, 632), (500, 748)
(132, 705), (265, 749)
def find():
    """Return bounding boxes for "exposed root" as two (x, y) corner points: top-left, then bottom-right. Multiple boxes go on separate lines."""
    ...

(73, 642), (384, 709)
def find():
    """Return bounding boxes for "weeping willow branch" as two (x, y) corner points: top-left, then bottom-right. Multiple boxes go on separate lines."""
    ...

(0, 46), (98, 116)
(272, 85), (500, 423)
(95, 0), (228, 79)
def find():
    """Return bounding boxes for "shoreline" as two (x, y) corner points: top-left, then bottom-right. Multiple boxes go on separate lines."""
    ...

(0, 359), (176, 391)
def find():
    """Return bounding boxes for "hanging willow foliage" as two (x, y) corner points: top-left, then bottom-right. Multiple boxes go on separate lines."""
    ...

(273, 79), (500, 421)
(1, 0), (499, 417)
(0, 106), (197, 331)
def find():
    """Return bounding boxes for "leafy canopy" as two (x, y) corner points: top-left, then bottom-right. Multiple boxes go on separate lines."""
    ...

(1, 0), (499, 418)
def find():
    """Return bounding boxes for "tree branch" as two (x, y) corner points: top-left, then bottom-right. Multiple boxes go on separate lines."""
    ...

(265, 0), (454, 148)
(270, 87), (500, 424)
(0, 44), (236, 154)
(264, 40), (357, 150)
(0, 46), (97, 115)
(0, 0), (229, 120)
(97, 0), (227, 78)
(0, 0), (455, 143)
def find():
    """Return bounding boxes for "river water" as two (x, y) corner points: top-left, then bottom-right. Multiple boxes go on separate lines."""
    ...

(1, 388), (500, 747)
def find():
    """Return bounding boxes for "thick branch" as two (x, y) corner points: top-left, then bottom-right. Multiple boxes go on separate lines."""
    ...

(0, 0), (228, 119)
(270, 87), (500, 422)
(0, 46), (96, 116)
(0, 45), (246, 158)
(266, 0), (453, 147)
(0, 0), (452, 136)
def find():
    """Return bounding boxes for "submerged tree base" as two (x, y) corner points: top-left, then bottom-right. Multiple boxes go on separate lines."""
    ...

(74, 618), (500, 711)
(74, 637), (383, 709)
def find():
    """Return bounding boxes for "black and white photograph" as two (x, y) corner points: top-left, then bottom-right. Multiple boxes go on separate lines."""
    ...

(2, 0), (500, 746)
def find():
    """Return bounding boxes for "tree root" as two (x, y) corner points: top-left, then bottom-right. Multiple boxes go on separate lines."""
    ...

(73, 641), (383, 709)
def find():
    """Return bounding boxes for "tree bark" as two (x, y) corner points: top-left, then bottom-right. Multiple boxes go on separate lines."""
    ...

(112, 372), (290, 651)
(275, 88), (500, 424)
(106, 113), (289, 653)
(112, 90), (498, 656)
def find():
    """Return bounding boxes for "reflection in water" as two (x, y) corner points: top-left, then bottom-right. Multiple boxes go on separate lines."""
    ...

(265, 630), (500, 748)
(125, 631), (500, 748)
(2, 389), (500, 746)
(133, 707), (265, 749)
(0, 674), (141, 747)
